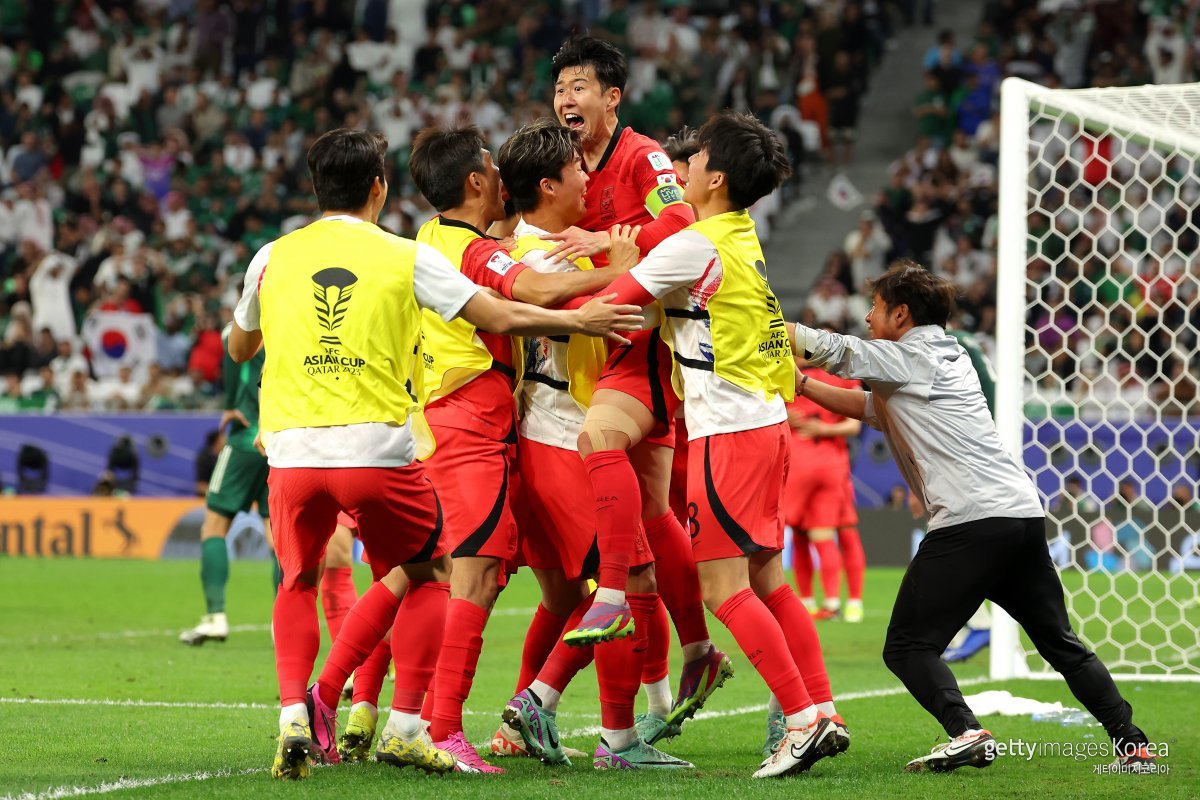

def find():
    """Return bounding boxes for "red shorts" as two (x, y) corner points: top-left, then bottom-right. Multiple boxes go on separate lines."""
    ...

(688, 422), (789, 563)
(268, 464), (448, 587)
(838, 479), (859, 528)
(596, 328), (680, 448)
(514, 437), (652, 581)
(423, 422), (519, 562)
(783, 442), (849, 530)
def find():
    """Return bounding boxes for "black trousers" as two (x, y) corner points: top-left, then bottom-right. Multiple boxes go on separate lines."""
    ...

(882, 516), (1147, 745)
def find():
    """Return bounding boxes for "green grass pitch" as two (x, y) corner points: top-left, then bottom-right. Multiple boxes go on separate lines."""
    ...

(1, 559), (1193, 799)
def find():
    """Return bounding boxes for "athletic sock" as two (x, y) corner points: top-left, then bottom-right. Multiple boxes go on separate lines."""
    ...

(533, 596), (596, 703)
(767, 693), (783, 714)
(430, 599), (489, 741)
(838, 527), (865, 601)
(602, 726), (638, 751)
(201, 538), (229, 614)
(812, 539), (843, 609)
(279, 702), (307, 729)
(584, 450), (641, 593)
(644, 677), (672, 718)
(384, 710), (424, 738)
(596, 592), (654, 735)
(273, 582), (321, 707)
(643, 511), (709, 646)
(528, 681), (563, 712)
(352, 636), (392, 707)
(817, 701), (837, 716)
(785, 706), (819, 729)
(764, 585), (833, 706)
(390, 581), (450, 713)
(595, 586), (626, 606)
(320, 567), (358, 644)
(315, 581), (400, 709)
(640, 596), (670, 686)
(791, 531), (814, 602)
(714, 588), (811, 715)
(517, 604), (569, 692)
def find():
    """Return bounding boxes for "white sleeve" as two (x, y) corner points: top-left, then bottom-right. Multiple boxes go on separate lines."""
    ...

(627, 230), (718, 299)
(413, 241), (482, 321)
(793, 324), (926, 390)
(233, 242), (272, 331)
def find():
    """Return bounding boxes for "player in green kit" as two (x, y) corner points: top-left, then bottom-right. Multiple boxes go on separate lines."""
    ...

(180, 325), (271, 645)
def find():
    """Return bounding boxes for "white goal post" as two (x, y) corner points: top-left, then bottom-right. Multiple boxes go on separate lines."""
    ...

(992, 77), (1200, 683)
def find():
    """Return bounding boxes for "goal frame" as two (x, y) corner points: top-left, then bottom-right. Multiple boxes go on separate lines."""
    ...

(991, 77), (1200, 683)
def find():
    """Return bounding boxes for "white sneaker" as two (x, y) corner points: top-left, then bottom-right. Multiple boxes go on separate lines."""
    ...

(904, 729), (996, 773)
(179, 613), (229, 645)
(753, 714), (838, 777)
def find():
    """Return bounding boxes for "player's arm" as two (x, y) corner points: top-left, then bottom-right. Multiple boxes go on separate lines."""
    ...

(228, 244), (271, 363)
(788, 322), (920, 388)
(796, 373), (868, 421)
(569, 227), (708, 309)
(415, 243), (642, 344)
(218, 343), (250, 429)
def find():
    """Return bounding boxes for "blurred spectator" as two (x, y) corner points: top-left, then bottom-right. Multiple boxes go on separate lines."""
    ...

(844, 209), (891, 289)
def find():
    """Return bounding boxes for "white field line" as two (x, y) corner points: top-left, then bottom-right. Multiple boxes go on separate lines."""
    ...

(0, 768), (265, 800)
(560, 676), (996, 739)
(0, 624), (271, 647)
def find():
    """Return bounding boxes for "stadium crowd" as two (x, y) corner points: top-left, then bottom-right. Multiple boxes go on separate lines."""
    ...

(0, 0), (899, 412)
(800, 0), (1200, 421)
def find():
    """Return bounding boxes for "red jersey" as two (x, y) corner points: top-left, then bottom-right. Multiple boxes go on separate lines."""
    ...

(787, 367), (860, 468)
(423, 221), (527, 441)
(578, 125), (688, 263)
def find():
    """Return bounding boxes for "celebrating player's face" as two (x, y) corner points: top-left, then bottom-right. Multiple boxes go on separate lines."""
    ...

(683, 149), (711, 206)
(479, 149), (506, 221)
(555, 156), (590, 221)
(554, 65), (610, 144)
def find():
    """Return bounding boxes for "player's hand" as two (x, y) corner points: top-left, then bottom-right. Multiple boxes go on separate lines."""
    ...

(220, 409), (250, 431)
(606, 224), (643, 273)
(544, 226), (611, 262)
(794, 418), (824, 438)
(252, 430), (266, 456)
(576, 293), (644, 345)
(494, 235), (516, 251)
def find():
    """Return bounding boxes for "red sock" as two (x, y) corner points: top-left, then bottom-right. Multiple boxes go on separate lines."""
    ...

(839, 527), (865, 600)
(517, 604), (568, 693)
(320, 567), (358, 644)
(764, 585), (832, 705)
(315, 581), (399, 709)
(274, 582), (321, 707)
(390, 581), (450, 713)
(644, 511), (709, 647)
(640, 596), (670, 684)
(430, 599), (489, 740)
(714, 588), (811, 715)
(812, 539), (843, 605)
(792, 532), (814, 600)
(351, 636), (391, 707)
(584, 450), (641, 592)
(420, 685), (435, 722)
(535, 595), (595, 692)
(597, 592), (654, 731)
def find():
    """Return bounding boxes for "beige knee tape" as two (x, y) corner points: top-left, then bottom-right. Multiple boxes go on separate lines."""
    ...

(581, 405), (644, 451)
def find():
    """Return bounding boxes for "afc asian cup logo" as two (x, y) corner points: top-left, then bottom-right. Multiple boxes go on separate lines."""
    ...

(311, 267), (358, 346)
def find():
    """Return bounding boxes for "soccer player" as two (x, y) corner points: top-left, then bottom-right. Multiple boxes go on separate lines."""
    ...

(305, 123), (644, 774)
(791, 261), (1156, 773)
(785, 352), (863, 622)
(545, 34), (728, 743)
(586, 111), (845, 778)
(227, 127), (643, 780)
(497, 119), (691, 770)
(179, 326), (269, 646)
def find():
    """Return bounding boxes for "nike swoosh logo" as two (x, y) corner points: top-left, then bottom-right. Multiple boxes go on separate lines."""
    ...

(945, 737), (986, 757)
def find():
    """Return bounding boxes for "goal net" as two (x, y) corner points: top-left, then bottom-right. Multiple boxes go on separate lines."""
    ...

(992, 78), (1200, 682)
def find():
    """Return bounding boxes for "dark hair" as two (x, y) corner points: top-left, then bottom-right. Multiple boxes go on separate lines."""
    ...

(551, 33), (627, 94)
(663, 126), (699, 164)
(306, 128), (388, 212)
(497, 119), (583, 213)
(869, 259), (957, 327)
(409, 125), (487, 212)
(697, 111), (791, 209)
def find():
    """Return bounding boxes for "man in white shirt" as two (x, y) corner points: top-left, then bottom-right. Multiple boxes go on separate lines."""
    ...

(791, 261), (1155, 774)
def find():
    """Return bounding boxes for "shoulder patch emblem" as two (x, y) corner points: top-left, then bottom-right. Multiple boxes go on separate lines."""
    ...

(647, 151), (672, 171)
